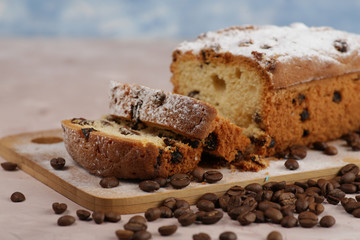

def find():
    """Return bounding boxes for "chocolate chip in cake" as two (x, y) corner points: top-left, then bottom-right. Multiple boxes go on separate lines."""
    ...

(188, 90), (200, 99)
(292, 94), (306, 105)
(81, 128), (97, 140)
(204, 132), (218, 151)
(170, 148), (183, 164)
(302, 129), (310, 137)
(130, 100), (143, 122)
(181, 139), (200, 149)
(119, 126), (139, 136)
(333, 91), (342, 103)
(300, 109), (310, 122)
(1, 162), (18, 171)
(99, 177), (120, 188)
(50, 157), (66, 170)
(153, 91), (166, 106)
(265, 59), (277, 71)
(334, 39), (348, 53)
(163, 138), (176, 146)
(253, 112), (262, 124)
(251, 51), (264, 61)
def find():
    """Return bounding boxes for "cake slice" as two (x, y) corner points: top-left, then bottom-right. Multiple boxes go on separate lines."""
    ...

(170, 23), (360, 156)
(61, 117), (203, 179)
(108, 82), (267, 170)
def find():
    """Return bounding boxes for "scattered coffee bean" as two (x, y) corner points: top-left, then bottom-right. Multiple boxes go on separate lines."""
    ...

(324, 146), (338, 155)
(52, 202), (67, 214)
(352, 208), (360, 218)
(176, 199), (190, 209)
(178, 212), (196, 226)
(284, 159), (299, 170)
(1, 162), (18, 171)
(10, 191), (25, 202)
(204, 170), (223, 183)
(50, 157), (66, 170)
(298, 211), (318, 228)
(128, 215), (147, 225)
(245, 183), (263, 193)
(193, 233), (211, 240)
(319, 215), (336, 228)
(133, 230), (151, 240)
(341, 172), (356, 184)
(343, 201), (360, 213)
(356, 195), (360, 202)
(159, 206), (173, 218)
(162, 197), (177, 210)
(264, 207), (283, 224)
(124, 222), (147, 232)
(295, 198), (309, 213)
(267, 231), (283, 240)
(139, 180), (160, 192)
(158, 224), (177, 236)
(196, 199), (215, 212)
(99, 176), (119, 188)
(237, 211), (256, 225)
(174, 207), (192, 218)
(340, 183), (357, 194)
(289, 145), (307, 159)
(339, 164), (359, 176)
(57, 215), (75, 226)
(144, 207), (161, 221)
(76, 209), (91, 220)
(115, 229), (134, 240)
(170, 174), (191, 189)
(201, 210), (223, 224)
(92, 211), (105, 224)
(254, 210), (266, 223)
(313, 141), (328, 151)
(219, 231), (237, 240)
(192, 167), (206, 182)
(105, 212), (121, 222)
(308, 202), (324, 215)
(281, 215), (298, 228)
(154, 177), (167, 187)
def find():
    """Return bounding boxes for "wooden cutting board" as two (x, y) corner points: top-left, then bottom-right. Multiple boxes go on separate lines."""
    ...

(1, 129), (360, 214)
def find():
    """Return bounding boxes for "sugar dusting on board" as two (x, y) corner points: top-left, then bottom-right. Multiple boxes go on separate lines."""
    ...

(13, 132), (358, 199)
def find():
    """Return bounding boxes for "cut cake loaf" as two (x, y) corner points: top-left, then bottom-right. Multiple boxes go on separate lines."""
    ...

(170, 23), (360, 156)
(109, 82), (267, 170)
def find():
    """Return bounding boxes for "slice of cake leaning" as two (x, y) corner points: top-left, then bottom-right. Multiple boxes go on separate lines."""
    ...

(170, 23), (360, 156)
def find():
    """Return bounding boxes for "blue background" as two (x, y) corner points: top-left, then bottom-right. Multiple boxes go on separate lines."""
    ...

(0, 0), (359, 39)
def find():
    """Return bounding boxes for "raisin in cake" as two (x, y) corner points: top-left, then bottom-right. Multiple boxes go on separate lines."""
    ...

(62, 117), (203, 179)
(170, 23), (360, 156)
(109, 82), (267, 170)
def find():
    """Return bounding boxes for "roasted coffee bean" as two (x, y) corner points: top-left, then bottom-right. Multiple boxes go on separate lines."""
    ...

(245, 183), (263, 193)
(341, 197), (355, 208)
(76, 209), (91, 220)
(281, 215), (298, 228)
(284, 184), (304, 194)
(324, 146), (338, 155)
(226, 195), (243, 212)
(289, 145), (307, 159)
(272, 181), (287, 191)
(133, 230), (151, 240)
(128, 215), (147, 225)
(124, 222), (147, 232)
(178, 212), (196, 226)
(340, 183), (357, 194)
(298, 211), (318, 228)
(284, 159), (299, 170)
(219, 231), (237, 240)
(272, 189), (285, 202)
(263, 181), (276, 190)
(321, 181), (334, 196)
(154, 177), (167, 187)
(308, 202), (324, 215)
(341, 172), (356, 184)
(10, 191), (25, 202)
(256, 190), (274, 202)
(99, 176), (119, 188)
(320, 215), (336, 228)
(352, 142), (360, 151)
(264, 207), (283, 224)
(199, 193), (219, 205)
(92, 211), (105, 224)
(258, 201), (281, 211)
(313, 141), (328, 151)
(295, 181), (308, 190)
(329, 179), (341, 189)
(228, 206), (251, 220)
(352, 208), (360, 218)
(115, 229), (134, 240)
(339, 164), (360, 176)
(196, 199), (215, 212)
(281, 205), (295, 217)
(159, 206), (173, 218)
(356, 195), (360, 202)
(193, 233), (211, 240)
(144, 207), (161, 221)
(219, 195), (230, 211)
(267, 231), (283, 240)
(343, 201), (360, 213)
(226, 185), (245, 196)
(52, 202), (67, 214)
(307, 179), (318, 187)
(174, 207), (192, 218)
(278, 192), (296, 206)
(254, 210), (265, 223)
(237, 211), (256, 225)
(105, 212), (121, 222)
(1, 162), (17, 171)
(201, 210), (223, 224)
(170, 174), (191, 189)
(139, 180), (160, 192)
(158, 224), (177, 236)
(327, 189), (345, 203)
(306, 186), (322, 195)
(176, 199), (190, 209)
(196, 211), (206, 221)
(162, 197), (177, 210)
(57, 215), (75, 226)
(204, 170), (223, 183)
(317, 178), (328, 188)
(192, 167), (206, 182)
(50, 157), (66, 170)
(295, 199), (309, 213)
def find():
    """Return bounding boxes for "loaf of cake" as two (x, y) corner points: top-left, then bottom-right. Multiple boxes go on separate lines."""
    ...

(109, 82), (267, 170)
(170, 23), (360, 156)
(62, 117), (203, 179)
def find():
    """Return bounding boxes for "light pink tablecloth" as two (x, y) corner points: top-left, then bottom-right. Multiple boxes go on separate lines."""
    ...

(0, 39), (359, 240)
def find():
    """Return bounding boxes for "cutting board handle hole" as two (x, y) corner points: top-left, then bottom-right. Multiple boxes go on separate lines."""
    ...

(31, 137), (63, 144)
